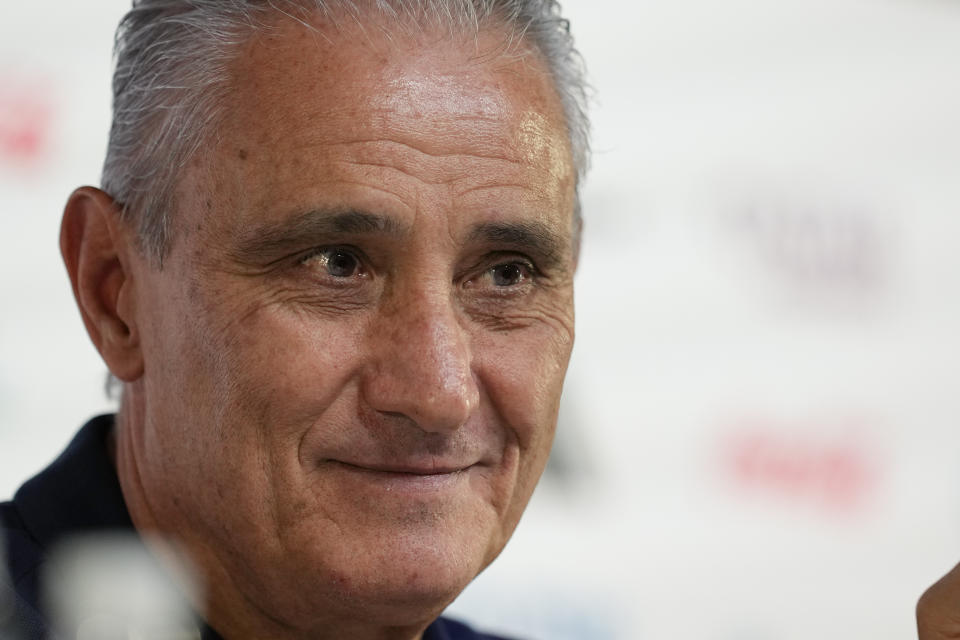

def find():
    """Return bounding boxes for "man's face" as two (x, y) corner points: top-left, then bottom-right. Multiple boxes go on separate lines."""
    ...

(123, 15), (576, 633)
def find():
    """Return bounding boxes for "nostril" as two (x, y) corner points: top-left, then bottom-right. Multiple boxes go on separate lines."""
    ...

(360, 299), (479, 433)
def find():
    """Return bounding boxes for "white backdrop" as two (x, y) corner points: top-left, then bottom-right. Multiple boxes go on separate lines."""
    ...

(3, 1), (960, 638)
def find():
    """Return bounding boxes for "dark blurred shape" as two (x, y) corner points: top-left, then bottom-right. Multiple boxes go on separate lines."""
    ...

(1, 538), (25, 640)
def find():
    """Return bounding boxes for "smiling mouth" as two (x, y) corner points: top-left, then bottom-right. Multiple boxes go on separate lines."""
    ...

(333, 461), (469, 476)
(325, 460), (473, 492)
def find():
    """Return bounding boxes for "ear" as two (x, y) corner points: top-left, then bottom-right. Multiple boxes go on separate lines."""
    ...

(60, 187), (144, 382)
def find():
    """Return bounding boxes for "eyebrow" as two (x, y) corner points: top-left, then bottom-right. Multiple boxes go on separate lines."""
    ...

(230, 208), (570, 270)
(467, 220), (569, 270)
(231, 209), (406, 263)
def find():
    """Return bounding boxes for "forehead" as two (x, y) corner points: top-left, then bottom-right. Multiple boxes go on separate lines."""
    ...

(228, 12), (563, 133)
(191, 12), (575, 230)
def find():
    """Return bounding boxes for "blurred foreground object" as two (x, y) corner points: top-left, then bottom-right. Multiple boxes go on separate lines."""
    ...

(45, 534), (200, 640)
(918, 560), (960, 640)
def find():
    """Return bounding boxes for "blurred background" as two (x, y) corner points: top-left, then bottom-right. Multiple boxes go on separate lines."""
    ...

(2, 0), (960, 638)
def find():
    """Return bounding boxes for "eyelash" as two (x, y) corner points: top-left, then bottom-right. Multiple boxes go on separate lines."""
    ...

(479, 259), (538, 288)
(295, 246), (540, 289)
(298, 246), (369, 280)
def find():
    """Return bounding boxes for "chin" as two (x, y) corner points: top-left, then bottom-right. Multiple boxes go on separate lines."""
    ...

(342, 526), (494, 600)
(256, 515), (502, 629)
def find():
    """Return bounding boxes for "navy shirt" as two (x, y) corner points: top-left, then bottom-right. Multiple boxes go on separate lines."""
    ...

(0, 415), (511, 639)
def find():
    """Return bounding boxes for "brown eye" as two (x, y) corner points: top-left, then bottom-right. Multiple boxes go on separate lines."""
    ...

(303, 248), (363, 278)
(490, 262), (528, 287)
(326, 250), (359, 277)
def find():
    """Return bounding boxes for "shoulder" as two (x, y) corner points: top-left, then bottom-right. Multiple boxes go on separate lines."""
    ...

(1, 415), (125, 640)
(1, 500), (50, 639)
(427, 616), (521, 640)
(1, 499), (44, 587)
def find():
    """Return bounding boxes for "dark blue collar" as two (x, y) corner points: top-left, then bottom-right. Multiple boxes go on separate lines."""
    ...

(14, 415), (132, 548)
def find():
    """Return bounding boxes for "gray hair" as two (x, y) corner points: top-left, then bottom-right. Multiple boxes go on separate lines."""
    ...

(101, 0), (590, 264)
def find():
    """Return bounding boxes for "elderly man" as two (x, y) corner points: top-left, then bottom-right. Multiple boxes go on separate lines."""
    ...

(0, 0), (588, 638)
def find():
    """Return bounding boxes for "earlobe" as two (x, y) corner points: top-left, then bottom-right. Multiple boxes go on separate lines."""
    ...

(60, 186), (144, 382)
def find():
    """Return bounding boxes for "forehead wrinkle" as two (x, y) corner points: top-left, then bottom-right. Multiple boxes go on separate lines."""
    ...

(324, 137), (524, 166)
(339, 160), (526, 194)
(454, 182), (543, 199)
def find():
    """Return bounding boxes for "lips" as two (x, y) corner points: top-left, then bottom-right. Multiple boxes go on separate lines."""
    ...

(319, 459), (477, 495)
(331, 460), (471, 475)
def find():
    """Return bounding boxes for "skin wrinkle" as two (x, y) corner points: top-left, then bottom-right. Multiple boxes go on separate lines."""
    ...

(229, 209), (408, 268)
(229, 213), (568, 281)
(206, 225), (568, 484)
(222, 231), (566, 343)
(467, 220), (567, 269)
(219, 107), (541, 219)
(108, 14), (576, 640)
(294, 136), (523, 161)
(453, 181), (548, 198)
(332, 160), (533, 195)
(324, 140), (527, 188)
(103, 0), (592, 269)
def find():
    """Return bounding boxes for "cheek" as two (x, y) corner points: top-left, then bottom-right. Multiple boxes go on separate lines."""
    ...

(477, 320), (573, 470)
(204, 302), (365, 428)
(470, 325), (571, 542)
(147, 296), (369, 529)
(146, 281), (368, 496)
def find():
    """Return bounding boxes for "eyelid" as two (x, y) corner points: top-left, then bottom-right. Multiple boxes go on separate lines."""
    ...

(461, 253), (540, 290)
(489, 253), (540, 278)
(298, 245), (372, 278)
(480, 249), (539, 268)
(299, 244), (362, 263)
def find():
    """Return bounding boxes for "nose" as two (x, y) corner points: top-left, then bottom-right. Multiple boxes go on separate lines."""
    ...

(361, 290), (480, 434)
